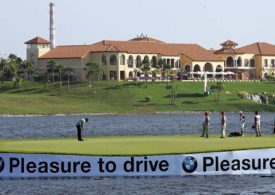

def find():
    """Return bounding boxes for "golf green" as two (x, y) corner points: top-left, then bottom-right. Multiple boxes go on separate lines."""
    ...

(0, 134), (274, 156)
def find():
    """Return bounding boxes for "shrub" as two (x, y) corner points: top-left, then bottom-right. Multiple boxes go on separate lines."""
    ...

(144, 96), (152, 102)
(237, 91), (249, 99)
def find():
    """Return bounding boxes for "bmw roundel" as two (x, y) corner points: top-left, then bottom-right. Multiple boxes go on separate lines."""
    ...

(182, 156), (198, 173)
(0, 157), (4, 173)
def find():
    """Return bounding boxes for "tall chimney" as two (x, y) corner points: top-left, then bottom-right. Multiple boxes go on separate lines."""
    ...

(49, 3), (55, 49)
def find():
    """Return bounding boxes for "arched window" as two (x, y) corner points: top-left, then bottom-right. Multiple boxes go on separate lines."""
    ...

(226, 57), (234, 67)
(151, 56), (157, 67)
(120, 55), (125, 65)
(204, 63), (213, 72)
(237, 57), (242, 67)
(193, 64), (201, 72)
(143, 55), (150, 65)
(204, 63), (213, 78)
(193, 64), (201, 78)
(110, 54), (117, 65)
(216, 65), (222, 72)
(215, 65), (222, 78)
(136, 55), (142, 68)
(128, 55), (134, 68)
(102, 55), (107, 65)
(184, 65), (191, 72)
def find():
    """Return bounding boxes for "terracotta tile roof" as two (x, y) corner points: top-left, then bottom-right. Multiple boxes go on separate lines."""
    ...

(128, 37), (166, 43)
(220, 40), (238, 47)
(39, 37), (222, 61)
(100, 40), (222, 61)
(238, 42), (275, 55)
(214, 47), (244, 54)
(40, 45), (90, 59)
(25, 36), (50, 44)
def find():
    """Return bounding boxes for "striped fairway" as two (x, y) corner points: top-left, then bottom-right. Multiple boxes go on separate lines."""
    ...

(0, 134), (274, 156)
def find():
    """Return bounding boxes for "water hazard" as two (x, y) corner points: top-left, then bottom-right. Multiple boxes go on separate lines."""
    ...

(0, 113), (274, 139)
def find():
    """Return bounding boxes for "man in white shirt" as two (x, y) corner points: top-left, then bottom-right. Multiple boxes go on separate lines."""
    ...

(220, 111), (226, 138)
(201, 112), (210, 138)
(254, 111), (261, 137)
(239, 111), (245, 136)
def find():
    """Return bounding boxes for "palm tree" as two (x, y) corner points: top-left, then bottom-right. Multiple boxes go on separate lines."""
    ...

(46, 60), (57, 83)
(141, 57), (151, 88)
(6, 54), (23, 88)
(64, 66), (74, 91)
(84, 62), (101, 93)
(7, 61), (21, 88)
(20, 60), (33, 80)
(56, 63), (64, 88)
(0, 58), (7, 84)
(42, 71), (50, 89)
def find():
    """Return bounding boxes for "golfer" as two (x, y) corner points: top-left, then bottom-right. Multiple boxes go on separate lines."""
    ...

(239, 111), (245, 136)
(220, 111), (226, 138)
(201, 112), (210, 138)
(76, 118), (88, 141)
(254, 111), (261, 137)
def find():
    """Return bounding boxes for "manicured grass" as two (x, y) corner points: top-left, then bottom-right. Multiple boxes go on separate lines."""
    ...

(0, 135), (274, 156)
(0, 80), (275, 114)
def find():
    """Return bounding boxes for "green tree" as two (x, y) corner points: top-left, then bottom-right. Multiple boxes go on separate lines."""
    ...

(0, 58), (8, 84)
(46, 60), (57, 83)
(210, 82), (225, 101)
(167, 84), (179, 105)
(84, 62), (101, 93)
(6, 54), (23, 88)
(157, 58), (165, 69)
(42, 71), (50, 89)
(56, 63), (64, 88)
(8, 54), (22, 65)
(64, 66), (74, 91)
(141, 57), (151, 88)
(20, 60), (33, 80)
(163, 63), (171, 85)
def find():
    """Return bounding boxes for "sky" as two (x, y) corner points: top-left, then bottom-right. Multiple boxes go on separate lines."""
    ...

(1, 0), (275, 59)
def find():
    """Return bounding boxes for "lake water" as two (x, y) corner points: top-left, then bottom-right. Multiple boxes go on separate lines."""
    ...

(0, 113), (274, 139)
(0, 113), (275, 194)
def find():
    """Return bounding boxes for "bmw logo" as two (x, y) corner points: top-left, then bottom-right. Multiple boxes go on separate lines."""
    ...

(182, 156), (198, 173)
(0, 157), (4, 173)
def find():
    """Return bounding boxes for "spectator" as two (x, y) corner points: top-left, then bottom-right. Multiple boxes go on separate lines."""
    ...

(201, 112), (210, 138)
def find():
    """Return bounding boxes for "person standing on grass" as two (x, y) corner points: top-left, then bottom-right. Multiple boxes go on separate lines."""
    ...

(76, 118), (88, 141)
(220, 111), (226, 138)
(254, 111), (261, 137)
(201, 112), (210, 138)
(239, 111), (245, 136)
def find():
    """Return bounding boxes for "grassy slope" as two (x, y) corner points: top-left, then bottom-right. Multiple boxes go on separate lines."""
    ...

(0, 81), (275, 114)
(0, 135), (274, 156)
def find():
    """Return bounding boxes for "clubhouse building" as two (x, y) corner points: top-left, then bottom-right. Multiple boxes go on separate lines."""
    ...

(25, 34), (275, 81)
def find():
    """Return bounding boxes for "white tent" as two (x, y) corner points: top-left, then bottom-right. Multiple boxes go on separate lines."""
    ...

(225, 71), (235, 75)
(190, 71), (204, 75)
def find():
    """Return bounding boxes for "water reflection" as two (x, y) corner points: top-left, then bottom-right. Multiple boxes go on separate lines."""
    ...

(0, 175), (274, 194)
